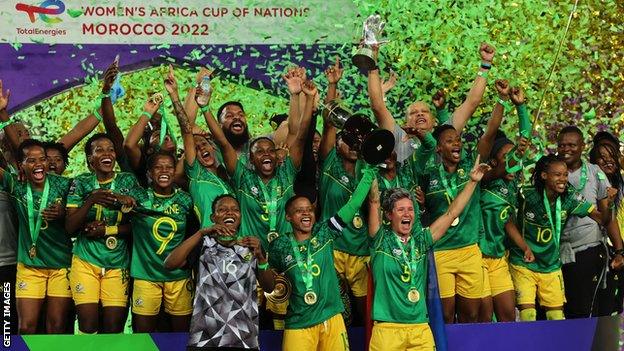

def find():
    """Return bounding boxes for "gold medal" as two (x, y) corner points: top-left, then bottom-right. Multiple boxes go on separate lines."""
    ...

(451, 217), (459, 227)
(408, 288), (420, 303)
(304, 291), (318, 305)
(264, 274), (292, 304)
(352, 215), (364, 229)
(28, 245), (37, 259)
(105, 236), (118, 250)
(120, 204), (133, 214)
(267, 231), (279, 243)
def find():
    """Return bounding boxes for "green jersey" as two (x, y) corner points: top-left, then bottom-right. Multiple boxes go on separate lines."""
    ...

(67, 172), (140, 269)
(420, 153), (482, 251)
(185, 159), (231, 228)
(130, 188), (193, 281)
(233, 156), (296, 249)
(319, 148), (368, 256)
(370, 225), (433, 324)
(479, 178), (518, 258)
(1, 172), (72, 268)
(509, 186), (593, 273)
(268, 216), (345, 329)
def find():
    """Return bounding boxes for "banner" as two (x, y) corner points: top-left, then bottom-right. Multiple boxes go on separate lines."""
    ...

(0, 0), (359, 45)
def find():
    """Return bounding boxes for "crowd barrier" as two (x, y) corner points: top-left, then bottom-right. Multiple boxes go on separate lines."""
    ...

(4, 314), (621, 351)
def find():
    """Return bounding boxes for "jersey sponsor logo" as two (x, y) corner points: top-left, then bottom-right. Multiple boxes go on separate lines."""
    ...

(526, 212), (535, 220)
(251, 186), (259, 196)
(429, 179), (438, 187)
(134, 297), (144, 307)
(575, 193), (584, 202)
(284, 254), (293, 265)
(340, 175), (349, 184)
(500, 187), (509, 195)
(392, 248), (402, 257)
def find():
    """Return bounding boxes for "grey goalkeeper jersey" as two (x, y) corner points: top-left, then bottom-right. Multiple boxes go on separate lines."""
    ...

(187, 236), (259, 350)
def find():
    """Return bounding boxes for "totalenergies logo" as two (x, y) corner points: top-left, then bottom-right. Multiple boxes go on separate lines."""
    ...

(16, 0), (65, 24)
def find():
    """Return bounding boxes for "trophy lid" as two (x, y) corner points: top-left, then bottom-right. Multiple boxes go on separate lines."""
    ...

(360, 129), (395, 165)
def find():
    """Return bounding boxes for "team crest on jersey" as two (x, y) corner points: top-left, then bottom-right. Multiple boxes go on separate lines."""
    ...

(243, 252), (253, 262)
(458, 169), (465, 178)
(526, 212), (535, 220)
(341, 175), (349, 184)
(392, 248), (402, 257)
(17, 281), (26, 290)
(135, 298), (143, 307)
(311, 237), (319, 248)
(75, 283), (84, 293)
(561, 210), (568, 220)
(251, 186), (259, 196)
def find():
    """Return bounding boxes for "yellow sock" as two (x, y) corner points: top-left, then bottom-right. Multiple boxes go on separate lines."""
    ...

(546, 310), (564, 320)
(519, 308), (536, 321)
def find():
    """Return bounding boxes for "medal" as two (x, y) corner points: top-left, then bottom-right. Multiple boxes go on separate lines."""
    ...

(105, 236), (118, 250)
(304, 291), (318, 305)
(352, 215), (364, 229)
(408, 288), (420, 303)
(451, 217), (459, 227)
(26, 180), (50, 260)
(267, 231), (279, 243)
(28, 245), (37, 259)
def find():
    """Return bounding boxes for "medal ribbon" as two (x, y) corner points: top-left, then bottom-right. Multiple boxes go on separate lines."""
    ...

(26, 179), (50, 250)
(573, 162), (588, 193)
(438, 164), (458, 200)
(542, 190), (562, 244)
(393, 233), (418, 290)
(289, 236), (315, 293)
(258, 179), (278, 233)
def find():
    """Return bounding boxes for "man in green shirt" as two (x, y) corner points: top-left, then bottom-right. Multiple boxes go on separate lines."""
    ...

(367, 157), (489, 351)
(269, 164), (376, 351)
(505, 154), (605, 321)
(0, 139), (72, 334)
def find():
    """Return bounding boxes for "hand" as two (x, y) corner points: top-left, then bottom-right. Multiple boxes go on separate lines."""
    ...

(163, 65), (179, 98)
(275, 142), (290, 164)
(381, 70), (397, 95)
(200, 224), (235, 238)
(607, 187), (618, 204)
(495, 79), (510, 98)
(324, 57), (344, 85)
(432, 89), (445, 109)
(195, 67), (212, 84)
(370, 43), (380, 62)
(42, 201), (65, 221)
(469, 155), (492, 182)
(284, 67), (304, 95)
(84, 221), (106, 239)
(524, 247), (535, 263)
(194, 86), (212, 107)
(415, 186), (425, 205)
(510, 87), (525, 105)
(401, 125), (426, 140)
(611, 253), (624, 270)
(143, 99), (160, 117)
(102, 61), (119, 93)
(115, 194), (137, 209)
(239, 236), (266, 261)
(301, 80), (318, 97)
(515, 137), (530, 157)
(87, 189), (118, 207)
(479, 42), (495, 63)
(0, 80), (10, 111)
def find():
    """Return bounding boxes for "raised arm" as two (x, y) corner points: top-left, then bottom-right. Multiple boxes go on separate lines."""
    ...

(123, 99), (161, 171)
(432, 90), (451, 124)
(337, 165), (377, 223)
(184, 68), (211, 127)
(429, 156), (490, 241)
(0, 80), (22, 155)
(57, 112), (101, 152)
(289, 80), (316, 169)
(477, 79), (508, 161)
(368, 67), (395, 132)
(100, 62), (126, 161)
(319, 59), (344, 160)
(283, 66), (304, 147)
(367, 179), (382, 237)
(451, 43), (495, 132)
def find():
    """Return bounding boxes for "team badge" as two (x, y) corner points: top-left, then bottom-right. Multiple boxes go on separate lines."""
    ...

(526, 212), (535, 220)
(251, 186), (259, 196)
(341, 175), (349, 184)
(267, 232), (279, 243)
(310, 237), (319, 248)
(135, 298), (144, 307)
(457, 169), (465, 178)
(243, 252), (253, 262)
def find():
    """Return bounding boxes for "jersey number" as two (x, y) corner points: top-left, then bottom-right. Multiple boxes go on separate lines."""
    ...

(222, 260), (237, 274)
(400, 264), (411, 283)
(536, 227), (552, 244)
(152, 217), (178, 255)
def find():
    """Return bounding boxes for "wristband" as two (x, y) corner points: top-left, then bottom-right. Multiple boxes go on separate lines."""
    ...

(105, 225), (119, 236)
(497, 98), (509, 109)
(258, 262), (269, 270)
(140, 111), (153, 119)
(477, 70), (488, 79)
(199, 105), (210, 113)
(93, 108), (103, 122)
(98, 92), (110, 99)
(480, 62), (492, 70)
(0, 117), (14, 129)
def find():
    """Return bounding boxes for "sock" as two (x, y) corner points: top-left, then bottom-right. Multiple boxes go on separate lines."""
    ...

(519, 308), (536, 321)
(546, 309), (564, 320)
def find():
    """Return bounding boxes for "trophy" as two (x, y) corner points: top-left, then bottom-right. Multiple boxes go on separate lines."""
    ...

(265, 274), (292, 305)
(324, 99), (354, 129)
(341, 114), (394, 165)
(352, 14), (387, 74)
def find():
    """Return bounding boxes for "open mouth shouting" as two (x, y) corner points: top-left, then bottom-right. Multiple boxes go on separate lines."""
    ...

(554, 181), (567, 193)
(223, 215), (238, 230)
(100, 157), (114, 170)
(231, 120), (245, 134)
(32, 167), (45, 182)
(260, 157), (273, 172)
(156, 173), (172, 186)
(300, 216), (312, 229)
(451, 147), (461, 160)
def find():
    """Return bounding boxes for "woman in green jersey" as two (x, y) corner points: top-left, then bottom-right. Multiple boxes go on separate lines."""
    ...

(367, 156), (490, 350)
(129, 151), (194, 332)
(505, 154), (608, 321)
(65, 133), (140, 334)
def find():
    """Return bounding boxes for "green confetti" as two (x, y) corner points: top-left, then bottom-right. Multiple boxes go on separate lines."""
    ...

(67, 9), (83, 18)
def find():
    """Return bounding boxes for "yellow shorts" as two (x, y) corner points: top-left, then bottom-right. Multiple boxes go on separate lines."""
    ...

(283, 313), (349, 351)
(482, 256), (515, 298)
(69, 256), (129, 307)
(333, 250), (369, 297)
(15, 263), (71, 299)
(509, 264), (566, 308)
(370, 322), (434, 351)
(434, 244), (483, 299)
(132, 278), (193, 316)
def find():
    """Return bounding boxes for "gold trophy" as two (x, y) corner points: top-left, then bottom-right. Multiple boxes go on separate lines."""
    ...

(264, 274), (292, 305)
(352, 14), (387, 74)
